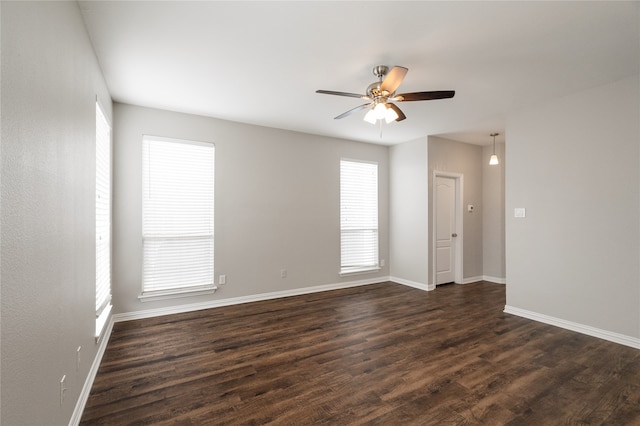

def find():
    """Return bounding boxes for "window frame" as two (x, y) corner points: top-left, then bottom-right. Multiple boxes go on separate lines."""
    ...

(140, 135), (216, 301)
(339, 158), (380, 275)
(95, 99), (112, 341)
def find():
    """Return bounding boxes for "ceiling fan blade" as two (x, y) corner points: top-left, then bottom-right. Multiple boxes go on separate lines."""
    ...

(316, 90), (369, 100)
(387, 103), (406, 122)
(380, 66), (408, 95)
(394, 90), (455, 102)
(334, 103), (372, 119)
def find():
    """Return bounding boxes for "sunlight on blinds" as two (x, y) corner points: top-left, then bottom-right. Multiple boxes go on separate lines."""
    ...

(142, 136), (215, 295)
(340, 159), (379, 273)
(96, 104), (111, 316)
(96, 101), (112, 338)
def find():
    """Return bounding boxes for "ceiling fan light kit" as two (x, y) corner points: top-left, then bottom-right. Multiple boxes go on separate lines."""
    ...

(363, 102), (398, 124)
(316, 65), (455, 125)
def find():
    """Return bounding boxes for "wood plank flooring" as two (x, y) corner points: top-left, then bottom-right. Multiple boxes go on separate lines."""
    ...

(80, 281), (640, 425)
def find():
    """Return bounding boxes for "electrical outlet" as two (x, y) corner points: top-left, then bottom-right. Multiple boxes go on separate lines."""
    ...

(218, 274), (226, 285)
(76, 346), (82, 372)
(60, 375), (67, 405)
(380, 259), (385, 267)
(280, 269), (287, 278)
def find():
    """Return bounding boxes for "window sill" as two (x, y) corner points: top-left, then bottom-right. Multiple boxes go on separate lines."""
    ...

(95, 304), (112, 344)
(339, 266), (381, 277)
(139, 285), (217, 302)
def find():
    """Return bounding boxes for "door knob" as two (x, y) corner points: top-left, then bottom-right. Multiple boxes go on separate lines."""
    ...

(452, 233), (458, 237)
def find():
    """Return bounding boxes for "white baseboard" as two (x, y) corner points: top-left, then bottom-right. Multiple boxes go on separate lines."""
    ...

(459, 275), (483, 284)
(109, 276), (505, 324)
(482, 275), (506, 284)
(458, 275), (505, 285)
(113, 276), (392, 322)
(389, 276), (433, 291)
(504, 305), (640, 350)
(69, 315), (115, 426)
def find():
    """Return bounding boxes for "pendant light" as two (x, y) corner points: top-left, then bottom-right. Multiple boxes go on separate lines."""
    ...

(489, 132), (499, 165)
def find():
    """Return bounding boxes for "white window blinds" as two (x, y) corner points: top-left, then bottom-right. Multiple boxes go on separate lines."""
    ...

(340, 159), (379, 274)
(142, 136), (215, 295)
(95, 101), (112, 337)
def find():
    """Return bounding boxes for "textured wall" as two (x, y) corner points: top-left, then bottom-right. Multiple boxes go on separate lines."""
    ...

(1, 2), (111, 424)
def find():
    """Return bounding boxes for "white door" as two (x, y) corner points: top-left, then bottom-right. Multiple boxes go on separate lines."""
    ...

(435, 176), (456, 284)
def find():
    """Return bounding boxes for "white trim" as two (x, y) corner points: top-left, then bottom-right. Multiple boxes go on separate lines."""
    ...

(390, 276), (433, 291)
(142, 134), (215, 148)
(114, 277), (391, 322)
(95, 95), (112, 127)
(139, 286), (217, 302)
(482, 275), (506, 284)
(432, 171), (464, 285)
(459, 275), (483, 285)
(339, 266), (382, 277)
(447, 276), (506, 285)
(141, 135), (215, 296)
(504, 305), (640, 350)
(340, 159), (379, 274)
(94, 303), (112, 343)
(70, 314), (115, 426)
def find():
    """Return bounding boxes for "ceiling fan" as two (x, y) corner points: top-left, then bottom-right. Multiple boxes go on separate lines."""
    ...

(316, 65), (455, 124)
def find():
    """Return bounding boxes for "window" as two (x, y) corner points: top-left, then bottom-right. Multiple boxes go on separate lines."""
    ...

(142, 136), (215, 299)
(340, 159), (379, 274)
(95, 101), (112, 339)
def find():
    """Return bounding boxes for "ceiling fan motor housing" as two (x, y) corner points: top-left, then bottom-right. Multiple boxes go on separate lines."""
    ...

(367, 82), (383, 99)
(367, 65), (391, 99)
(372, 65), (389, 79)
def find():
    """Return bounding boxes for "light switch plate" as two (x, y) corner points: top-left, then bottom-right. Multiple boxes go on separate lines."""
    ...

(514, 208), (526, 218)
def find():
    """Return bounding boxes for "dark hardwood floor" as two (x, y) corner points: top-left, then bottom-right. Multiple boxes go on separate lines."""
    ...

(81, 281), (640, 425)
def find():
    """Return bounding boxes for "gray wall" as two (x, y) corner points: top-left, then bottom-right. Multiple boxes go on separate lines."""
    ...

(483, 142), (506, 281)
(1, 2), (112, 424)
(112, 103), (390, 314)
(389, 138), (429, 288)
(505, 75), (640, 338)
(428, 136), (484, 283)
(389, 136), (505, 288)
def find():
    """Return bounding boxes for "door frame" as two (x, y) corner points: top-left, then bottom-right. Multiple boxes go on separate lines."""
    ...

(432, 171), (463, 286)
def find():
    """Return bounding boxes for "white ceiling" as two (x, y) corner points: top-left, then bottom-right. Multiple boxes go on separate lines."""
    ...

(79, 1), (639, 146)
